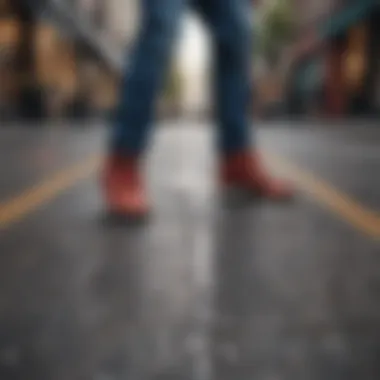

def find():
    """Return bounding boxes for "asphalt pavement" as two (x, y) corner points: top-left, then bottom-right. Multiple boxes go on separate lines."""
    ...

(0, 121), (379, 380)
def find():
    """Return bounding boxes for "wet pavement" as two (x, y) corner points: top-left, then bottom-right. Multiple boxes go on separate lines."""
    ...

(0, 122), (379, 380)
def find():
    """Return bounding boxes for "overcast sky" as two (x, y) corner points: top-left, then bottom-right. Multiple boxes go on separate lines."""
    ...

(177, 14), (210, 109)
(178, 14), (209, 74)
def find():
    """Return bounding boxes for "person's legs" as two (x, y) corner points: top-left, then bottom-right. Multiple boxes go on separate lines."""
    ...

(111, 0), (187, 154)
(209, 0), (253, 153)
(201, 0), (294, 199)
(103, 0), (187, 216)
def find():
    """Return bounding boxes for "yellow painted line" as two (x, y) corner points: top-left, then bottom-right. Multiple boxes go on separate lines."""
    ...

(0, 150), (379, 240)
(0, 155), (100, 229)
(265, 152), (380, 240)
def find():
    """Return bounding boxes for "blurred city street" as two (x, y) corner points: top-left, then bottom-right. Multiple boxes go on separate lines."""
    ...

(0, 0), (379, 378)
(0, 122), (379, 379)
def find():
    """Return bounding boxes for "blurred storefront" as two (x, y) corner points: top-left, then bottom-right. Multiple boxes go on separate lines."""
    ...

(0, 0), (188, 123)
(0, 0), (139, 122)
(286, 0), (379, 118)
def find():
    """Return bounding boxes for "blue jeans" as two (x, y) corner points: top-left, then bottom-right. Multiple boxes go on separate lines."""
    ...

(111, 0), (253, 155)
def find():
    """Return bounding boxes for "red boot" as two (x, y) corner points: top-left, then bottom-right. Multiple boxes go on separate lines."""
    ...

(220, 151), (294, 200)
(102, 155), (149, 218)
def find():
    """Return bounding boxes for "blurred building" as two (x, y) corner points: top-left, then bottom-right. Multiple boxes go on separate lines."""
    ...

(287, 0), (380, 117)
(107, 0), (139, 46)
(0, 0), (142, 121)
(293, 0), (336, 29)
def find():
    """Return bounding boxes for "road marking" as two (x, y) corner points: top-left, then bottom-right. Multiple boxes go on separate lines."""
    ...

(0, 155), (100, 229)
(265, 153), (380, 240)
(0, 151), (379, 240)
